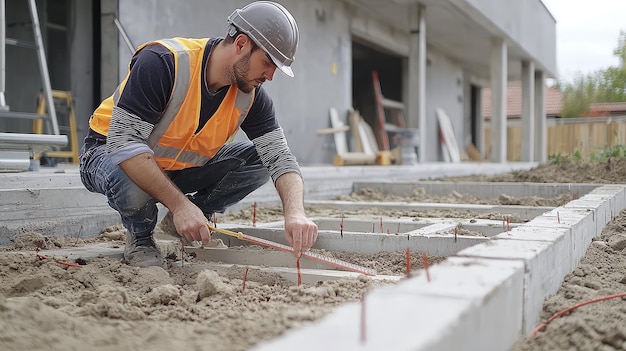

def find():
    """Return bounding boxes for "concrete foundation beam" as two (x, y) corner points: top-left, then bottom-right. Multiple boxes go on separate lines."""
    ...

(255, 185), (626, 350)
(0, 187), (119, 244)
(353, 181), (599, 199)
(306, 200), (551, 219)
(212, 226), (489, 257)
(253, 257), (525, 351)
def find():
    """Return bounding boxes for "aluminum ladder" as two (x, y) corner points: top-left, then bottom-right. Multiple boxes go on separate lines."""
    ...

(0, 0), (67, 171)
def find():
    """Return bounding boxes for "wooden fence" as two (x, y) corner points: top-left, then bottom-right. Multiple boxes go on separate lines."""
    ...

(484, 116), (626, 161)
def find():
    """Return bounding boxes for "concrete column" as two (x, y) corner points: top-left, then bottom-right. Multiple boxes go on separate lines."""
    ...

(407, 4), (427, 162)
(100, 0), (120, 99)
(534, 70), (547, 162)
(521, 61), (535, 161)
(71, 0), (94, 146)
(490, 38), (507, 163)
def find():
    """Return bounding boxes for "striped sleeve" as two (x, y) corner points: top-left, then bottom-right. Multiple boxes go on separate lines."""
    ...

(251, 127), (302, 183)
(106, 106), (155, 165)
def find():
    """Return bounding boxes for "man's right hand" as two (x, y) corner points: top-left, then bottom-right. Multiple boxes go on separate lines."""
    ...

(119, 153), (211, 244)
(171, 202), (211, 244)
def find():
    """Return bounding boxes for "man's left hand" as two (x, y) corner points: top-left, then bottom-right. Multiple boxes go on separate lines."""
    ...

(284, 214), (318, 258)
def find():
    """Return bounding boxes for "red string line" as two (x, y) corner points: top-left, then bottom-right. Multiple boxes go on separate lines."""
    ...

(531, 292), (626, 336)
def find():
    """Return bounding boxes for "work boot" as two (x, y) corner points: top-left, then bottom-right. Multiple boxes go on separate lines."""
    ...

(124, 231), (165, 268)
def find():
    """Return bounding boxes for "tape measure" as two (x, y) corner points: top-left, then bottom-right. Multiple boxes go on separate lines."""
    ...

(207, 225), (377, 276)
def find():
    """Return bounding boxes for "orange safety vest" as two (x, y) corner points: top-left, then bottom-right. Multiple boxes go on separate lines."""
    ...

(89, 37), (255, 170)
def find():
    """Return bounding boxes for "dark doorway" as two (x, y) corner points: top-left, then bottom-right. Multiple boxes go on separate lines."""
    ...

(470, 84), (480, 149)
(351, 39), (403, 149)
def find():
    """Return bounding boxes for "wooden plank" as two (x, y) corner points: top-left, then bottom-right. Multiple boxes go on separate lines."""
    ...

(466, 142), (482, 161)
(508, 126), (520, 161)
(348, 109), (364, 153)
(333, 152), (377, 166)
(440, 129), (450, 162)
(316, 126), (350, 135)
(358, 117), (379, 155)
(436, 108), (461, 162)
(329, 108), (348, 155)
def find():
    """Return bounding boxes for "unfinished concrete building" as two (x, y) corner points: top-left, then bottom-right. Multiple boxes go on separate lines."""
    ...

(1, 0), (556, 165)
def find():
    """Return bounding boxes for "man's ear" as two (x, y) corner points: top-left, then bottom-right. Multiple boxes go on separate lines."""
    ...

(234, 34), (249, 53)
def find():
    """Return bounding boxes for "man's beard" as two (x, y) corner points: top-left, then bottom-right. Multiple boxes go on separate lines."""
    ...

(232, 50), (258, 93)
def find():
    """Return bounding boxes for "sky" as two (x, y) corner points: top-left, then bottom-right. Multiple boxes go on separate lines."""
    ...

(541, 0), (626, 81)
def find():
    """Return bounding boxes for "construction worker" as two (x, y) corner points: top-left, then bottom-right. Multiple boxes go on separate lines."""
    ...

(79, 1), (317, 267)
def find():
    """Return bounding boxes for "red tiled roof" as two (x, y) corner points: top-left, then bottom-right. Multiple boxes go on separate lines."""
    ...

(482, 83), (563, 118)
(589, 102), (626, 112)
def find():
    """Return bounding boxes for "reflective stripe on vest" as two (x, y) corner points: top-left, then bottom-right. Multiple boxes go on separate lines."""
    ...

(146, 38), (191, 148)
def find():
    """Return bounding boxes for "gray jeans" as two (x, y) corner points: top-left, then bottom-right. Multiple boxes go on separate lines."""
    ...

(79, 139), (270, 238)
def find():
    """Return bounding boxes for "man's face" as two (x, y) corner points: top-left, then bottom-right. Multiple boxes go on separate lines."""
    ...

(232, 45), (277, 93)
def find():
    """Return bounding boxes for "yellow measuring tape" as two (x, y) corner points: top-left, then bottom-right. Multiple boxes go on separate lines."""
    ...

(207, 224), (243, 239)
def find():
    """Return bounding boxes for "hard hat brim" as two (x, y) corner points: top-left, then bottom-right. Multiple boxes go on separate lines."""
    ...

(267, 52), (294, 77)
(277, 63), (294, 78)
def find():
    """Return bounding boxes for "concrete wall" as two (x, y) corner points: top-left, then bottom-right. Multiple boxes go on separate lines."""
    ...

(70, 0), (94, 145)
(112, 0), (481, 164)
(2, 0), (555, 166)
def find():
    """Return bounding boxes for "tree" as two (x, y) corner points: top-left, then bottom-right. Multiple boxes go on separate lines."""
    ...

(559, 31), (626, 117)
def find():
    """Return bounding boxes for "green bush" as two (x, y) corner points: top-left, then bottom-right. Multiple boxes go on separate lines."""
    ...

(548, 145), (626, 164)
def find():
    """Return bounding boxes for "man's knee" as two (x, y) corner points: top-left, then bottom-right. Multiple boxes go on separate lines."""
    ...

(107, 175), (154, 214)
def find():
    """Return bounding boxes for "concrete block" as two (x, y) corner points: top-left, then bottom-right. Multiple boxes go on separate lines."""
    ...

(533, 207), (597, 265)
(495, 225), (574, 285)
(253, 257), (524, 351)
(564, 195), (608, 236)
(588, 184), (626, 216)
(455, 238), (562, 336)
